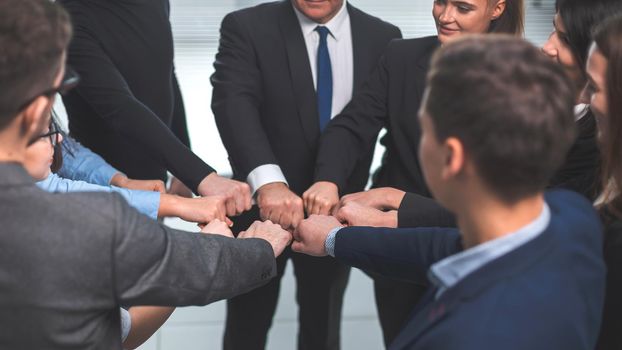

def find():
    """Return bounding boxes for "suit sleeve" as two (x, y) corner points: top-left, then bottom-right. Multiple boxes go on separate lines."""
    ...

(313, 44), (394, 191)
(66, 29), (214, 193)
(334, 226), (463, 284)
(171, 71), (192, 148)
(398, 192), (456, 228)
(111, 195), (276, 306)
(211, 13), (279, 179)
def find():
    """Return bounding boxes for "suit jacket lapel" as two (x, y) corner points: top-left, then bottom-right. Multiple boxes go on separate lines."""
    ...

(390, 223), (555, 349)
(278, 1), (319, 148)
(389, 287), (456, 350)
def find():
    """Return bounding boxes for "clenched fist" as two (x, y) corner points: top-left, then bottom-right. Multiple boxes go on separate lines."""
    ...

(198, 172), (252, 217)
(257, 182), (304, 230)
(292, 215), (343, 257)
(239, 220), (293, 257)
(303, 181), (340, 216)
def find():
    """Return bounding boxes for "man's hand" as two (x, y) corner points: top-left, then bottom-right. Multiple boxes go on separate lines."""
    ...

(257, 182), (304, 230)
(292, 215), (343, 257)
(201, 219), (234, 238)
(303, 181), (340, 216)
(238, 220), (293, 257)
(339, 187), (406, 211)
(168, 195), (232, 225)
(336, 201), (398, 228)
(197, 172), (252, 217)
(110, 173), (166, 193)
(168, 176), (194, 198)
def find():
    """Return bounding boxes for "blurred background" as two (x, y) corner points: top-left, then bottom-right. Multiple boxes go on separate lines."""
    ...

(56, 0), (557, 349)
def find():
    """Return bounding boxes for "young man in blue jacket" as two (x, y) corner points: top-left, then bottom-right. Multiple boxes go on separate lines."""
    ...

(292, 35), (606, 350)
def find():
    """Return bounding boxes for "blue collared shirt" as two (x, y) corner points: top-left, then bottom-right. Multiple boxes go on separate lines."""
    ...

(38, 173), (160, 219)
(57, 137), (119, 186)
(325, 226), (341, 257)
(428, 203), (551, 299)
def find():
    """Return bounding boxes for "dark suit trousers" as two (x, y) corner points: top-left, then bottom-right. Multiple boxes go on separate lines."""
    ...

(224, 207), (350, 350)
(371, 273), (427, 347)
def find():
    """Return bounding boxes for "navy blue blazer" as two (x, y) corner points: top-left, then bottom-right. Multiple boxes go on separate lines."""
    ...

(335, 190), (605, 349)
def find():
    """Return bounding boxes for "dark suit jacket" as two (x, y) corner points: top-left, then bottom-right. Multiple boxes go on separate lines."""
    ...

(0, 163), (275, 349)
(334, 190), (605, 349)
(59, 0), (213, 192)
(211, 0), (401, 196)
(549, 109), (600, 200)
(313, 36), (443, 226)
(596, 208), (622, 349)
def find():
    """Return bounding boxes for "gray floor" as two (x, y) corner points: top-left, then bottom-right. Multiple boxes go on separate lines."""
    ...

(130, 1), (558, 349)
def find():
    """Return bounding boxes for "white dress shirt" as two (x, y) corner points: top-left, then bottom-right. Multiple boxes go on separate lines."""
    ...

(574, 103), (589, 121)
(246, 1), (354, 194)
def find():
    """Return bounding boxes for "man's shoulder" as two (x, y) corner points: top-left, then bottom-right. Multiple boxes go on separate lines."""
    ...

(224, 1), (284, 22)
(346, 3), (400, 33)
(386, 36), (439, 55)
(545, 189), (602, 242)
(42, 190), (129, 226)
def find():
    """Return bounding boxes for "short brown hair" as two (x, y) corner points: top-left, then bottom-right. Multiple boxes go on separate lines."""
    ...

(425, 35), (576, 202)
(0, 0), (72, 128)
(593, 14), (622, 216)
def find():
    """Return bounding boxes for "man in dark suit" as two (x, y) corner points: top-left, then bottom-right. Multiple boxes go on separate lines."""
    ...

(210, 1), (400, 349)
(292, 36), (606, 349)
(0, 1), (294, 348)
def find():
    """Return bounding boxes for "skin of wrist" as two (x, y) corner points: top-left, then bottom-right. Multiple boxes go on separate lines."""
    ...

(259, 182), (287, 194)
(197, 171), (217, 195)
(387, 188), (406, 209)
(158, 194), (180, 217)
(110, 173), (128, 187)
(384, 210), (398, 227)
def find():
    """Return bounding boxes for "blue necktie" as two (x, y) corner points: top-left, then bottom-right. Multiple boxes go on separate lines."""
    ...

(316, 26), (332, 132)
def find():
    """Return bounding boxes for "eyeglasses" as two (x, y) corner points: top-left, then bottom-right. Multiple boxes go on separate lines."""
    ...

(38, 120), (61, 147)
(16, 67), (80, 113)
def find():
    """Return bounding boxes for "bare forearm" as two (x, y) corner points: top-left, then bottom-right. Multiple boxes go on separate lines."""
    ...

(157, 193), (180, 218)
(123, 306), (175, 350)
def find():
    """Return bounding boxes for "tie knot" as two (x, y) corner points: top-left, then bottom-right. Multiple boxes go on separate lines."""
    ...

(315, 26), (330, 40)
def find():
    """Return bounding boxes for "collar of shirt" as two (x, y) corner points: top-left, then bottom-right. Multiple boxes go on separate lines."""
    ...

(292, 0), (349, 41)
(574, 103), (590, 121)
(429, 203), (551, 299)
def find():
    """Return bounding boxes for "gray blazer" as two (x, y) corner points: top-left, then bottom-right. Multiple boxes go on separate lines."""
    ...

(0, 163), (276, 349)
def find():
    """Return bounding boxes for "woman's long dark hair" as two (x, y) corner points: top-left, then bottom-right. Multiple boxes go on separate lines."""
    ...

(49, 110), (72, 173)
(593, 15), (622, 218)
(488, 0), (524, 36)
(556, 0), (622, 81)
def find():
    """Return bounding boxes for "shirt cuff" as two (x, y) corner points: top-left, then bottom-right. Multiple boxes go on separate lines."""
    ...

(324, 227), (341, 257)
(101, 167), (121, 186)
(120, 308), (132, 342)
(247, 164), (288, 195)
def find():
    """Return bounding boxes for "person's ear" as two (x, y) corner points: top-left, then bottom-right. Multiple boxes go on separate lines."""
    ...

(20, 95), (51, 140)
(491, 0), (506, 20)
(441, 137), (465, 180)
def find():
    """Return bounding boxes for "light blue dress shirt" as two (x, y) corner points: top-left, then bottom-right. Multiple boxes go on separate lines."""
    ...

(428, 203), (551, 299)
(325, 226), (341, 257)
(38, 174), (160, 219)
(39, 136), (160, 219)
(57, 137), (119, 186)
